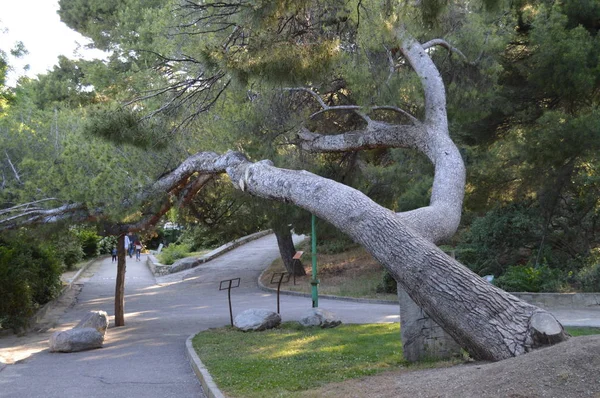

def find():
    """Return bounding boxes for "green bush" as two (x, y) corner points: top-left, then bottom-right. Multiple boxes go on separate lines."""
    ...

(457, 204), (542, 276)
(0, 235), (62, 332)
(495, 264), (562, 292)
(577, 262), (600, 292)
(61, 242), (84, 271)
(376, 271), (398, 294)
(98, 235), (118, 255)
(157, 243), (192, 265)
(75, 229), (100, 258)
(317, 235), (359, 255)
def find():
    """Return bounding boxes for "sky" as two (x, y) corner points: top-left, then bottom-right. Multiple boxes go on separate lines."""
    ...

(1, 0), (105, 86)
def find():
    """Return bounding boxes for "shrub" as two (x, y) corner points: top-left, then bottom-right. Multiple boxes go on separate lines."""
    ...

(0, 236), (62, 332)
(317, 235), (359, 255)
(456, 204), (542, 276)
(577, 262), (600, 292)
(61, 242), (85, 271)
(75, 229), (100, 258)
(157, 243), (192, 265)
(376, 271), (398, 294)
(495, 264), (562, 292)
(98, 235), (118, 255)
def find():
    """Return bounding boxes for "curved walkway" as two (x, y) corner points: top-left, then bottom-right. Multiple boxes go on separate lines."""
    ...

(1, 234), (599, 397)
(0, 234), (398, 397)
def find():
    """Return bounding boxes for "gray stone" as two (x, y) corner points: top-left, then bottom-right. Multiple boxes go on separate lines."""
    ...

(49, 328), (104, 353)
(75, 311), (109, 336)
(398, 288), (462, 362)
(234, 309), (281, 331)
(299, 308), (341, 328)
(170, 257), (202, 273)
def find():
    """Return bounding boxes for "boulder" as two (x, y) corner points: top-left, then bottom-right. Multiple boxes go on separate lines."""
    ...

(234, 309), (281, 331)
(75, 311), (109, 336)
(299, 308), (341, 328)
(169, 257), (201, 273)
(49, 328), (104, 353)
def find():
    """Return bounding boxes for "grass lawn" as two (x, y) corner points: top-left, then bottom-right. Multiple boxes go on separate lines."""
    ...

(192, 322), (454, 397)
(192, 324), (600, 397)
(566, 326), (600, 336)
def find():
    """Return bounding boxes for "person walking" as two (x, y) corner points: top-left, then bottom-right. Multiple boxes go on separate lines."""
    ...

(135, 240), (142, 261)
(111, 247), (117, 263)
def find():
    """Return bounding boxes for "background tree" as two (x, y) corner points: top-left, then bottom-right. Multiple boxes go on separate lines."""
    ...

(456, 1), (600, 292)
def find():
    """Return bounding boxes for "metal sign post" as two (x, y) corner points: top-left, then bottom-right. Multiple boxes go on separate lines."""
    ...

(311, 214), (319, 308)
(270, 272), (290, 314)
(219, 278), (240, 326)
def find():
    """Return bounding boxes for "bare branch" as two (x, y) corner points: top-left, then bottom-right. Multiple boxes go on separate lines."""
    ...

(421, 38), (469, 63)
(0, 198), (60, 216)
(284, 87), (328, 109)
(370, 106), (420, 125)
(5, 151), (22, 185)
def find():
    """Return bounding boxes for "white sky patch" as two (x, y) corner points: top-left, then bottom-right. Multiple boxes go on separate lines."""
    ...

(1, 0), (105, 86)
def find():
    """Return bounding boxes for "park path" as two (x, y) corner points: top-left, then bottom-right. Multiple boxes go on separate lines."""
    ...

(0, 234), (399, 398)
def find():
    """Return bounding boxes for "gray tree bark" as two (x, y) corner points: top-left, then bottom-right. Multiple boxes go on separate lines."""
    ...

(0, 30), (569, 361)
(115, 234), (126, 327)
(273, 225), (306, 276)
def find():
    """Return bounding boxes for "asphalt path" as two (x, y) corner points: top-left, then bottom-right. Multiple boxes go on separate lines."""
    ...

(1, 234), (599, 398)
(0, 234), (398, 398)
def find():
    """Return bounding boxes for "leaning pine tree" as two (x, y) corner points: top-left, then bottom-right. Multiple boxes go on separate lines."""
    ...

(2, 1), (570, 360)
(91, 27), (567, 358)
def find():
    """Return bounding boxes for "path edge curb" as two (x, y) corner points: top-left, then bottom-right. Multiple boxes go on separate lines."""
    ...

(148, 230), (273, 276)
(185, 335), (226, 398)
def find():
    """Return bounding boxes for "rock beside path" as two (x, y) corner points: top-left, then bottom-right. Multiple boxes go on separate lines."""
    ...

(49, 328), (104, 353)
(299, 308), (341, 328)
(75, 311), (109, 335)
(234, 309), (281, 331)
(49, 310), (109, 353)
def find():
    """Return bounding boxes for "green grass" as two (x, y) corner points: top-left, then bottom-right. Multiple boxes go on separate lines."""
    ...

(192, 322), (406, 397)
(193, 324), (600, 397)
(565, 326), (600, 336)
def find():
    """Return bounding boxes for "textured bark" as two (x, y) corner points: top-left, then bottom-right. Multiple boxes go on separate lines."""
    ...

(274, 226), (306, 276)
(295, 31), (468, 360)
(219, 157), (568, 360)
(114, 234), (126, 327)
(0, 30), (569, 360)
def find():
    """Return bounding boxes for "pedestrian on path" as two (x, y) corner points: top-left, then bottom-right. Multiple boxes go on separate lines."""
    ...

(135, 240), (142, 261)
(111, 247), (117, 262)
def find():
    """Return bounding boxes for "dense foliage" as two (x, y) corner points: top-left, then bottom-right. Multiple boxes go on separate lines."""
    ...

(1, 0), (599, 295)
(0, 233), (62, 332)
(455, 1), (600, 291)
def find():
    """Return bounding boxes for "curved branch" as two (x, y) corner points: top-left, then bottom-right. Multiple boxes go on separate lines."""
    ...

(0, 203), (94, 229)
(400, 32), (448, 131)
(421, 38), (469, 63)
(297, 123), (426, 153)
(213, 152), (567, 361)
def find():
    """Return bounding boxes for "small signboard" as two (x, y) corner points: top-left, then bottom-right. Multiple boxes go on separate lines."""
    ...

(292, 251), (304, 260)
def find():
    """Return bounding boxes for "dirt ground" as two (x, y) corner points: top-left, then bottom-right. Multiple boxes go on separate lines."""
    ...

(299, 334), (600, 398)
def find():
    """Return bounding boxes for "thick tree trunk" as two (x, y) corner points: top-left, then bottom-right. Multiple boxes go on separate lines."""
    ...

(398, 287), (462, 361)
(220, 154), (569, 361)
(273, 226), (306, 276)
(114, 234), (126, 327)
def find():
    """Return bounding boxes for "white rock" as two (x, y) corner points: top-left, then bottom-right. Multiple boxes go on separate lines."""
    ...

(75, 311), (109, 336)
(234, 309), (281, 331)
(49, 328), (104, 353)
(299, 308), (341, 328)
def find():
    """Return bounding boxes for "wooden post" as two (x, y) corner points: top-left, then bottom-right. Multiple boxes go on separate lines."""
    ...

(115, 234), (127, 326)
